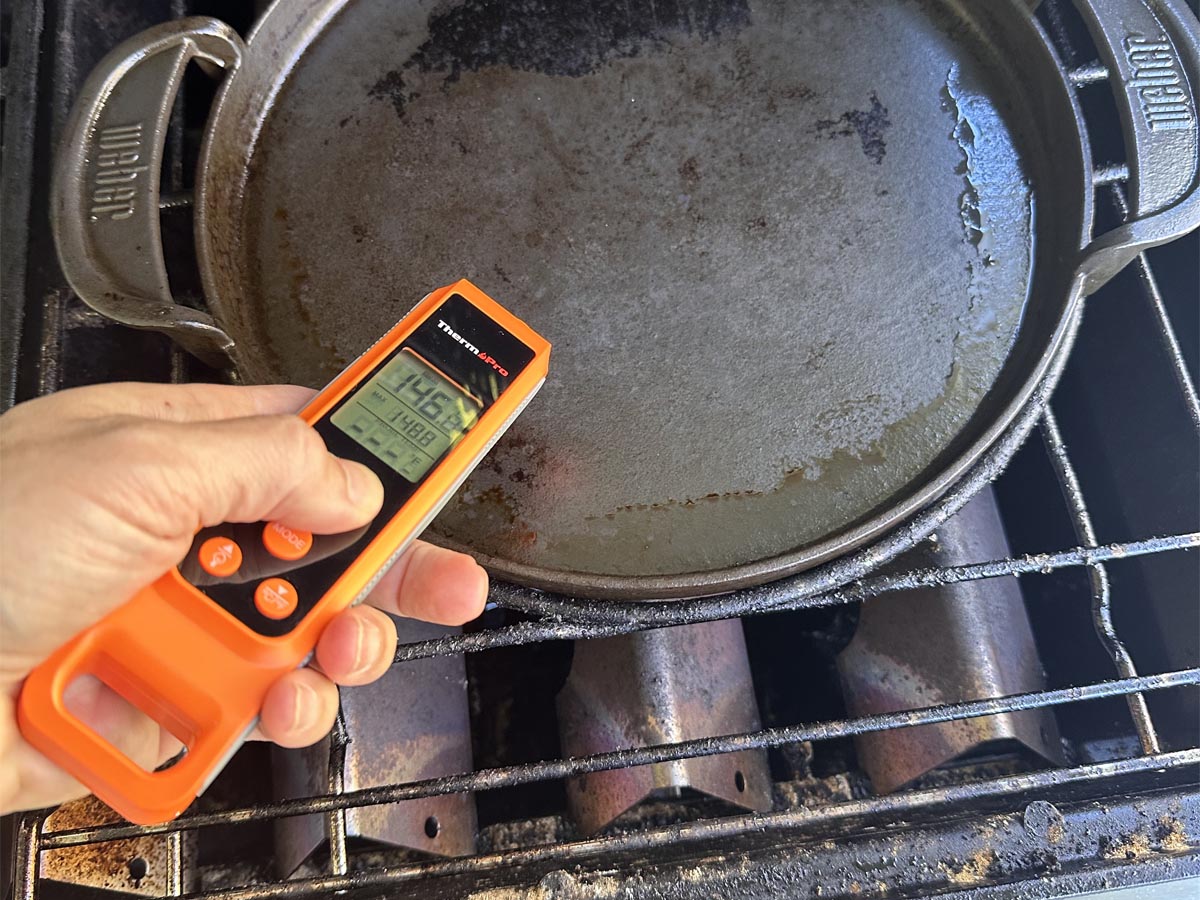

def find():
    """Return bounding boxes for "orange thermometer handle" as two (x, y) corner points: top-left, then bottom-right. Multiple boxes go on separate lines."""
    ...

(18, 576), (310, 824)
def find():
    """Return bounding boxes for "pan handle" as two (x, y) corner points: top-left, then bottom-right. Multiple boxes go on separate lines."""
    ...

(1072, 0), (1200, 293)
(51, 18), (243, 368)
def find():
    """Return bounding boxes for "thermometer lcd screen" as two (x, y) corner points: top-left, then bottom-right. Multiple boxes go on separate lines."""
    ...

(331, 349), (482, 481)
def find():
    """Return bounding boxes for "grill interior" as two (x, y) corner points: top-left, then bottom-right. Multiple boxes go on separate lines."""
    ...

(2, 1), (1198, 897)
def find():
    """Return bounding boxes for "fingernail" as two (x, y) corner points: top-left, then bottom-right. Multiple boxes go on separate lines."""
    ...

(290, 681), (318, 733)
(351, 617), (384, 679)
(343, 461), (383, 511)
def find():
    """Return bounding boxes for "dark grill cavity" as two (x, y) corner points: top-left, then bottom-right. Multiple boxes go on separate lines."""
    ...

(3, 1), (1198, 897)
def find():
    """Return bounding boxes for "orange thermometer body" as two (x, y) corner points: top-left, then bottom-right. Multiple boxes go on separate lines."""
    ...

(18, 279), (549, 824)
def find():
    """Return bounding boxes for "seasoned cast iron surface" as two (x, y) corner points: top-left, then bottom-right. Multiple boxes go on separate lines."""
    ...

(241, 0), (1034, 578)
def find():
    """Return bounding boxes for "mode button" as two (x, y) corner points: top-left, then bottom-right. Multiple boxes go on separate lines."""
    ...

(263, 522), (313, 561)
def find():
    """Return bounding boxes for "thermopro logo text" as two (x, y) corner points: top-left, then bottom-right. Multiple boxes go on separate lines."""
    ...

(437, 320), (509, 376)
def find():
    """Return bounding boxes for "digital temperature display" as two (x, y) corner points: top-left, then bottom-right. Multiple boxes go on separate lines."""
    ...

(331, 349), (481, 481)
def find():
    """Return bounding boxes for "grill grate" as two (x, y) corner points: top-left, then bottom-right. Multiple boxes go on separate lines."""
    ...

(8, 1), (1200, 897)
(29, 672), (1200, 851)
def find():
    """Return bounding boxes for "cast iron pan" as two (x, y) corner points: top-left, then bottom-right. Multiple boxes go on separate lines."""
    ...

(54, 0), (1200, 598)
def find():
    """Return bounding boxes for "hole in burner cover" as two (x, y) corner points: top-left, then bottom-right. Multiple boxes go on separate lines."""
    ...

(734, 770), (746, 793)
(424, 815), (440, 839)
(127, 857), (148, 883)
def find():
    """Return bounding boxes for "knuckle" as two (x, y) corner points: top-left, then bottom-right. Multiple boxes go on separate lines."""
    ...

(274, 414), (321, 452)
(275, 415), (331, 477)
(85, 419), (195, 537)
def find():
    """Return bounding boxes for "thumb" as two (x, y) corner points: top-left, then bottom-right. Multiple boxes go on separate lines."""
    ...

(143, 414), (385, 535)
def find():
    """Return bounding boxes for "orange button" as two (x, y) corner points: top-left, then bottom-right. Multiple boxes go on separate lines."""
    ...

(262, 522), (313, 561)
(255, 578), (298, 620)
(198, 536), (242, 577)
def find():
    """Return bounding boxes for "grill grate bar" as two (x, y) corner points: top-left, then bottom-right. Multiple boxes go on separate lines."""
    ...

(326, 711), (350, 878)
(15, 812), (42, 900)
(82, 749), (1200, 900)
(160, 191), (196, 211)
(167, 831), (185, 897)
(395, 533), (1199, 663)
(1106, 186), (1200, 429)
(36, 292), (65, 397)
(36, 668), (1200, 849)
(1093, 163), (1130, 185)
(1040, 409), (1161, 753)
(170, 347), (190, 386)
(1068, 61), (1110, 86)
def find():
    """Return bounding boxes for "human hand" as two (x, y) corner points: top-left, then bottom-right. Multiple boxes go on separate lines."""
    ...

(0, 382), (488, 814)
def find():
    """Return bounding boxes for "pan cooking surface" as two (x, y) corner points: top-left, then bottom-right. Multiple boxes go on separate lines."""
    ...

(241, 0), (1033, 585)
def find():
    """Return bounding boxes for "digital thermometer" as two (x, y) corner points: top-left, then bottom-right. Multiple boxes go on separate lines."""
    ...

(18, 279), (549, 824)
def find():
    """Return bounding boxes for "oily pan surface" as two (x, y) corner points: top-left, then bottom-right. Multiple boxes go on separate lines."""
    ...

(239, 0), (1034, 583)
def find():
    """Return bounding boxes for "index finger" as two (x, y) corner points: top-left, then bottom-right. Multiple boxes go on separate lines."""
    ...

(33, 382), (317, 423)
(364, 541), (489, 626)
